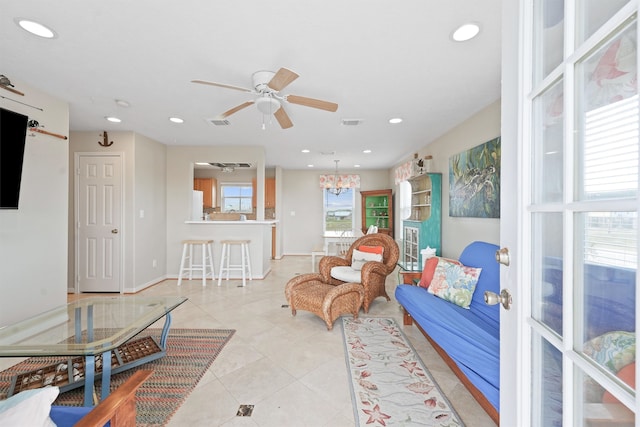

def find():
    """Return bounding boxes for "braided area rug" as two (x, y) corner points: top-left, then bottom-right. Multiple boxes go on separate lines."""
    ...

(0, 328), (234, 426)
(342, 317), (465, 426)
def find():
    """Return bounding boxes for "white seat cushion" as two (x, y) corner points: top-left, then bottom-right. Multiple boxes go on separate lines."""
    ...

(331, 266), (362, 283)
(0, 386), (59, 427)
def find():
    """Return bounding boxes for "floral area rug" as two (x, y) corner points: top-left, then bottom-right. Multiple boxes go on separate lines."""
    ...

(342, 317), (465, 426)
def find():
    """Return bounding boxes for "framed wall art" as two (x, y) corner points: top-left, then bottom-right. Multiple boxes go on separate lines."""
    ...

(449, 137), (501, 218)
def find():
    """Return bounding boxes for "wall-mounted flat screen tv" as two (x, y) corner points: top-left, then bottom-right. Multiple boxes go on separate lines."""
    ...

(0, 108), (28, 209)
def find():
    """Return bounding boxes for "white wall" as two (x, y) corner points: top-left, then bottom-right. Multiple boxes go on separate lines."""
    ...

(0, 79), (69, 326)
(281, 168), (393, 254)
(133, 133), (167, 289)
(393, 100), (501, 258)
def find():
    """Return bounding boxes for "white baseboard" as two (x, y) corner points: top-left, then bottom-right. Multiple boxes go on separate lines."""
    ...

(125, 275), (168, 293)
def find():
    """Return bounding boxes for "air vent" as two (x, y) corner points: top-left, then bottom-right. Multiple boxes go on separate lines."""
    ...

(209, 162), (252, 168)
(320, 151), (336, 156)
(341, 118), (363, 126)
(208, 118), (230, 126)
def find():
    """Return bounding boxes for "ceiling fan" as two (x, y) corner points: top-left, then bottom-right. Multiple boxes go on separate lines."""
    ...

(192, 67), (338, 129)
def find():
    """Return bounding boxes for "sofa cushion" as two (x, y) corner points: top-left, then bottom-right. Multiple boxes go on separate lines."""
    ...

(602, 362), (636, 404)
(331, 266), (362, 283)
(358, 245), (384, 255)
(0, 386), (59, 427)
(418, 256), (461, 288)
(459, 241), (501, 322)
(428, 258), (482, 309)
(49, 405), (101, 427)
(395, 284), (500, 411)
(350, 249), (383, 271)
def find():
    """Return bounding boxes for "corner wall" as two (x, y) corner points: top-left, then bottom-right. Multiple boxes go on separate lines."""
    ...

(0, 79), (69, 326)
(281, 169), (392, 254)
(394, 100), (501, 258)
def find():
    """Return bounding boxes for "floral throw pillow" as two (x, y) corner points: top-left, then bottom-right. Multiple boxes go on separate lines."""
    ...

(583, 331), (636, 374)
(428, 258), (482, 309)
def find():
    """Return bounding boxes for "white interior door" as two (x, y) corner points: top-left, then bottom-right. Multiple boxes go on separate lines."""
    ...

(504, 1), (639, 425)
(76, 153), (123, 293)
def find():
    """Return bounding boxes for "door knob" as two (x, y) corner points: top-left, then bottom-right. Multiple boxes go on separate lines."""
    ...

(495, 247), (510, 266)
(484, 289), (512, 310)
(111, 229), (119, 234)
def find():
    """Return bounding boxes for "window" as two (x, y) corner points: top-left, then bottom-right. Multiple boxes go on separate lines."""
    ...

(398, 181), (412, 220)
(220, 184), (252, 212)
(323, 188), (355, 236)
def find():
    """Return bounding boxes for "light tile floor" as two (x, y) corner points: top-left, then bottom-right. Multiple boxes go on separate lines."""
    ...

(84, 256), (497, 426)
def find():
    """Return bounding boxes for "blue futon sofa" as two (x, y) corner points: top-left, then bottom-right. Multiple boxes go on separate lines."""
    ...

(395, 241), (500, 423)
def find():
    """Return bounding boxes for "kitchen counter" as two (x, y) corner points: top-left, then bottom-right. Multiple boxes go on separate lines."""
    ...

(182, 220), (278, 280)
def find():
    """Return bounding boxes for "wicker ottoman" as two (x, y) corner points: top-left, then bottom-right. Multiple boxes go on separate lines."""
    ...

(285, 275), (364, 330)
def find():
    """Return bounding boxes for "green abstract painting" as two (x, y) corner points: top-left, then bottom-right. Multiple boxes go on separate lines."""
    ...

(449, 137), (501, 218)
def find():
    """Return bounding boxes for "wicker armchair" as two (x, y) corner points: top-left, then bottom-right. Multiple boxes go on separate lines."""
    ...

(319, 233), (399, 312)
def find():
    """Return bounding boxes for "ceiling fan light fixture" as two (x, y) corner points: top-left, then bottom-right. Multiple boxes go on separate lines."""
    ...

(256, 97), (281, 114)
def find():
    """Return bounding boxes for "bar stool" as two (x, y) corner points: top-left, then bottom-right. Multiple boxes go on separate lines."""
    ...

(218, 240), (252, 287)
(177, 240), (215, 287)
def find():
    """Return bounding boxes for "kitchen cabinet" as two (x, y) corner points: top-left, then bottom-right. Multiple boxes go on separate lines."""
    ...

(252, 178), (257, 208)
(194, 178), (216, 209)
(265, 178), (276, 208)
(360, 189), (393, 237)
(252, 178), (276, 208)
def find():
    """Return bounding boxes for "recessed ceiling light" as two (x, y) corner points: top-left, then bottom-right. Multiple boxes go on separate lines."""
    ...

(169, 117), (184, 123)
(301, 149), (310, 153)
(105, 116), (121, 123)
(115, 99), (130, 107)
(363, 149), (372, 154)
(307, 164), (314, 168)
(354, 164), (361, 168)
(15, 18), (56, 38)
(452, 23), (480, 42)
(389, 118), (403, 124)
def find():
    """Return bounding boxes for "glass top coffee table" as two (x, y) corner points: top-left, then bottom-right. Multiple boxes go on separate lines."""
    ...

(0, 296), (187, 406)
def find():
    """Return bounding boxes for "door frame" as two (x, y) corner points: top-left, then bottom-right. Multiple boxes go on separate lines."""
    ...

(74, 152), (125, 294)
(500, 0), (524, 422)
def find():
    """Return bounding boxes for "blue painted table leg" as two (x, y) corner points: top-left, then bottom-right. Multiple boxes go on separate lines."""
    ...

(75, 308), (81, 344)
(84, 355), (95, 407)
(101, 350), (112, 400)
(87, 305), (94, 342)
(159, 312), (173, 350)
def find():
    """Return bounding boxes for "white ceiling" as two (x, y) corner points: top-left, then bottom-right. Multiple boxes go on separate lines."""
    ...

(0, 0), (501, 170)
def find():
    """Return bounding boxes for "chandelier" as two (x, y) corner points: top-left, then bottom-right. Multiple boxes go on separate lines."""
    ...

(327, 160), (345, 196)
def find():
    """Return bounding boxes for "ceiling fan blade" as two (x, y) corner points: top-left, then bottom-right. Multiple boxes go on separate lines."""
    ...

(274, 107), (293, 129)
(191, 79), (253, 93)
(220, 101), (255, 118)
(267, 68), (299, 91)
(286, 94), (338, 112)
